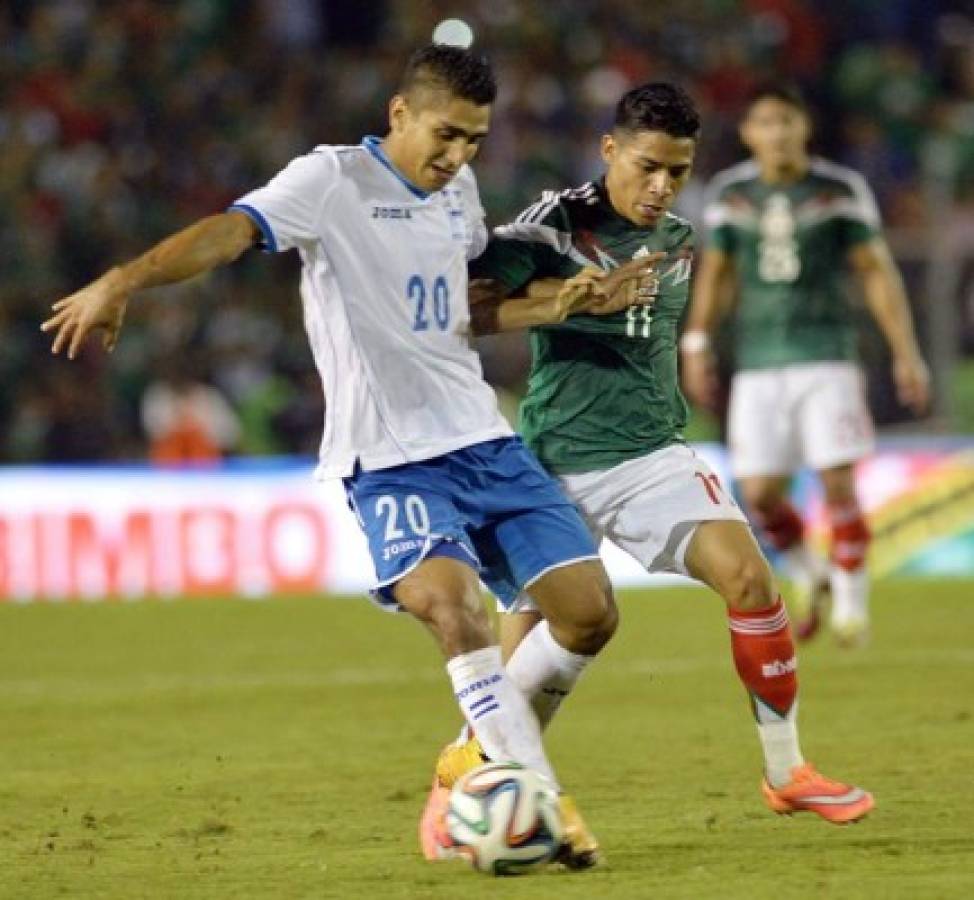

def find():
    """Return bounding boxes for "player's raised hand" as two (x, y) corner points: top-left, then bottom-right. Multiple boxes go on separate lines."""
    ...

(41, 270), (129, 359)
(893, 352), (931, 415)
(554, 267), (607, 318)
(583, 252), (667, 316)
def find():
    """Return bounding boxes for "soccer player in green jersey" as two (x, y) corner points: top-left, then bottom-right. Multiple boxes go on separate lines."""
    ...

(682, 83), (930, 646)
(421, 83), (873, 865)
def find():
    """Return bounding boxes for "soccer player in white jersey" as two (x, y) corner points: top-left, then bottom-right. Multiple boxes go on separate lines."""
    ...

(682, 83), (930, 646)
(42, 43), (628, 866)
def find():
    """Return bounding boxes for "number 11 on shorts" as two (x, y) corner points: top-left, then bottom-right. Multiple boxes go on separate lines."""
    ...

(694, 471), (725, 505)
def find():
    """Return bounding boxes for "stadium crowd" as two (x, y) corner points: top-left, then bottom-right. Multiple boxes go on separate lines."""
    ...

(3, 0), (973, 462)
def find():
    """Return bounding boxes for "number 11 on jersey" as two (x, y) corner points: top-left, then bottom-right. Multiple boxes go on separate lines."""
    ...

(626, 304), (652, 338)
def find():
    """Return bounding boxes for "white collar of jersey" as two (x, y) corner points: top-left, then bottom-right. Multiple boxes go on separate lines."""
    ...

(362, 135), (430, 200)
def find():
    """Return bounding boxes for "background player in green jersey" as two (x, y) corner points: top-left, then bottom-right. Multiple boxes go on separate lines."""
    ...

(422, 84), (873, 863)
(682, 83), (930, 646)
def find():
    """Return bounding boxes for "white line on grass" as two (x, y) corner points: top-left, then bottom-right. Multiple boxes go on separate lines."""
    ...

(1, 649), (973, 701)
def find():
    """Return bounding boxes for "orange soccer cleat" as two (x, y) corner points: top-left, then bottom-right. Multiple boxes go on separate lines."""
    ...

(418, 775), (458, 861)
(554, 794), (600, 869)
(418, 739), (487, 861)
(418, 738), (601, 868)
(762, 763), (874, 824)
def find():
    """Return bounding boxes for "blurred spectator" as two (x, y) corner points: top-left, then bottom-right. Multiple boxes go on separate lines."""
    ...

(141, 363), (240, 465)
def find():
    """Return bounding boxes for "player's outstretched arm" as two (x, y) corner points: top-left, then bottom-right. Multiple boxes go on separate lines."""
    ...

(468, 255), (663, 336)
(680, 246), (735, 411)
(41, 211), (259, 359)
(848, 238), (931, 414)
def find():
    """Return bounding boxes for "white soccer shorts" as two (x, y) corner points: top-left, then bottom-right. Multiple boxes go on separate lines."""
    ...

(504, 443), (747, 613)
(728, 361), (875, 478)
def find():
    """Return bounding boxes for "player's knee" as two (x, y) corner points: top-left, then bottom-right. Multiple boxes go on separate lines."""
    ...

(552, 582), (618, 655)
(746, 495), (804, 552)
(397, 579), (490, 652)
(819, 465), (857, 507)
(721, 554), (775, 613)
(741, 483), (782, 518)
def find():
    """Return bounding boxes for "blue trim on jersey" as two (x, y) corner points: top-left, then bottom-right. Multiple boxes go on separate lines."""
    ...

(361, 136), (429, 200)
(227, 203), (278, 253)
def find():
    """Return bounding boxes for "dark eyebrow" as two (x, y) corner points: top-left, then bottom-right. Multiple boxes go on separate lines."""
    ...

(438, 124), (489, 140)
(637, 156), (690, 172)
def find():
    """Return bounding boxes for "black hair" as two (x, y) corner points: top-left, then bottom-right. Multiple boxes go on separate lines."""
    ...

(744, 81), (808, 114)
(614, 82), (701, 139)
(400, 43), (496, 106)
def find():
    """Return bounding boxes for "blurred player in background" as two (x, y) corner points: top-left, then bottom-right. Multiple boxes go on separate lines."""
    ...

(682, 83), (930, 646)
(41, 43), (644, 866)
(421, 83), (874, 861)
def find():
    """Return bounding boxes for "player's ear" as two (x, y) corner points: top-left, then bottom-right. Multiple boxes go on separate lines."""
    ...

(796, 110), (812, 143)
(389, 94), (410, 134)
(600, 133), (616, 166)
(738, 119), (753, 152)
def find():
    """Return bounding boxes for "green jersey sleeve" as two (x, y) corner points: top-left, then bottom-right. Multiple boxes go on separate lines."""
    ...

(469, 192), (574, 292)
(828, 164), (882, 250)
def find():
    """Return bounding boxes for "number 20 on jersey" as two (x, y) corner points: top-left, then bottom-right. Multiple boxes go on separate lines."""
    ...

(408, 275), (450, 332)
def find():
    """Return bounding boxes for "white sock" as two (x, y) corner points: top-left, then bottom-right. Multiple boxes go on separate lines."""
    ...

(505, 620), (593, 730)
(753, 697), (804, 788)
(445, 646), (558, 788)
(830, 565), (869, 628)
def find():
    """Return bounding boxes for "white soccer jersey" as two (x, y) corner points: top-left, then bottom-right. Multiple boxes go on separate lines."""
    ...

(230, 137), (511, 479)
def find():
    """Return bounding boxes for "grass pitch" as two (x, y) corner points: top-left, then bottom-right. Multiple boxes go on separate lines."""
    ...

(1, 580), (972, 899)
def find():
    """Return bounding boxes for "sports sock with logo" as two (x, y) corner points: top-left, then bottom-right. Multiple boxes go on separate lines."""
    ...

(504, 619), (592, 730)
(445, 645), (558, 787)
(828, 501), (871, 629)
(728, 597), (804, 787)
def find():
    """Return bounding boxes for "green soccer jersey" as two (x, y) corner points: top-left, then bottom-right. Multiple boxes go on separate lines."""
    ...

(704, 158), (881, 370)
(470, 180), (694, 474)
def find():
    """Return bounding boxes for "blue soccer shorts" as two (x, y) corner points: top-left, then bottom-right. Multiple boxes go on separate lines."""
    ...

(343, 436), (599, 610)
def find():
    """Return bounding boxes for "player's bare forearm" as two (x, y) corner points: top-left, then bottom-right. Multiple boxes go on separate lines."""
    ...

(468, 257), (664, 336)
(684, 247), (734, 336)
(851, 239), (922, 361)
(468, 278), (566, 335)
(851, 238), (930, 412)
(680, 247), (733, 410)
(113, 212), (258, 293)
(42, 212), (258, 358)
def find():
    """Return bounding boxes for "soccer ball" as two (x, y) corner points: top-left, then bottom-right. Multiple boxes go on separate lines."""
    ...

(446, 761), (565, 876)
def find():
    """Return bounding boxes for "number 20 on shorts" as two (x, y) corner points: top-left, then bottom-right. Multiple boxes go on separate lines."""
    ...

(375, 494), (431, 541)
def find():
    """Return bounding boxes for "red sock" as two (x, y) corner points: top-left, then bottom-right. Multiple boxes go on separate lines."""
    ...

(728, 597), (798, 718)
(829, 501), (870, 571)
(754, 502), (804, 552)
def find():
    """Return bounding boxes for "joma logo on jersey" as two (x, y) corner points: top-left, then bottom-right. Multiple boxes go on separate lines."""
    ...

(372, 206), (412, 219)
(762, 656), (797, 678)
